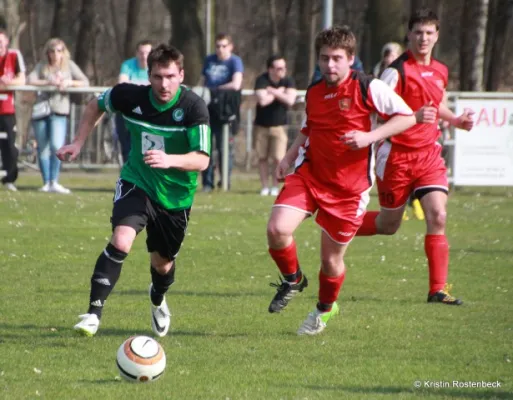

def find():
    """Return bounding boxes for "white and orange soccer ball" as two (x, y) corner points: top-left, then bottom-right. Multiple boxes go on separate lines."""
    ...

(116, 336), (166, 382)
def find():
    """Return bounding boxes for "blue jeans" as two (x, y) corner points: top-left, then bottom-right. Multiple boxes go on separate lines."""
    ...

(33, 114), (68, 183)
(202, 121), (234, 189)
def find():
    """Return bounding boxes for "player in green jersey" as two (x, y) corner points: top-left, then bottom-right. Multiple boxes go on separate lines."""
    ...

(57, 44), (211, 337)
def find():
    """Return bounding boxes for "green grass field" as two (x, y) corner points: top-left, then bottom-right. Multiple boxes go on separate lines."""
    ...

(1, 171), (512, 400)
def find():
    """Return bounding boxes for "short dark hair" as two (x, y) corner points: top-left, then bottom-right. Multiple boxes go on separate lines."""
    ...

(215, 33), (232, 43)
(136, 39), (152, 49)
(266, 55), (285, 69)
(408, 8), (440, 31)
(0, 29), (8, 39)
(147, 44), (184, 73)
(314, 25), (356, 57)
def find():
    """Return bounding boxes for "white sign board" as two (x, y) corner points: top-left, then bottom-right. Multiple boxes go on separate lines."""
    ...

(454, 99), (513, 186)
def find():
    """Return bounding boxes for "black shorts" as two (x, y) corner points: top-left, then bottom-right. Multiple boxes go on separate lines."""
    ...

(111, 179), (190, 260)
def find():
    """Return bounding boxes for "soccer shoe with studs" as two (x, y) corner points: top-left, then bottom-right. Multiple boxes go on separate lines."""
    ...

(297, 302), (340, 336)
(427, 283), (463, 305)
(74, 313), (100, 337)
(149, 284), (171, 337)
(268, 274), (308, 313)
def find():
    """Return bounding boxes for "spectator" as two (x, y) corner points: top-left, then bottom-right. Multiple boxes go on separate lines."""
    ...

(116, 39), (152, 164)
(200, 33), (243, 192)
(254, 55), (297, 196)
(0, 29), (25, 191)
(372, 42), (403, 77)
(28, 37), (89, 194)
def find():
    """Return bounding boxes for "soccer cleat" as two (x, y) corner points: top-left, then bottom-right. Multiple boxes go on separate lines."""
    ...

(412, 199), (425, 220)
(3, 182), (17, 192)
(74, 313), (100, 337)
(149, 284), (171, 337)
(260, 187), (270, 196)
(427, 283), (463, 305)
(270, 187), (280, 196)
(268, 274), (308, 313)
(297, 302), (340, 336)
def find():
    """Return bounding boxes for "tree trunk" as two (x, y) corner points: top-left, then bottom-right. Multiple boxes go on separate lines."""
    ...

(459, 0), (489, 91)
(294, 0), (313, 89)
(50, 0), (68, 38)
(367, 0), (406, 70)
(268, 0), (279, 54)
(1, 0), (24, 48)
(124, 0), (143, 59)
(484, 0), (513, 90)
(163, 0), (205, 86)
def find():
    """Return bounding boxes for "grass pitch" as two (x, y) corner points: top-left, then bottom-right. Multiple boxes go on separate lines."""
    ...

(0, 171), (512, 400)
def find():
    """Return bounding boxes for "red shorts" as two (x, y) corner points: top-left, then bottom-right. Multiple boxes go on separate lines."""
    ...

(375, 141), (448, 209)
(273, 172), (371, 244)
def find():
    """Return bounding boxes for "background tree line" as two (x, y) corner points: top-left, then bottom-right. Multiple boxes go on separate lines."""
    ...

(1, 0), (512, 91)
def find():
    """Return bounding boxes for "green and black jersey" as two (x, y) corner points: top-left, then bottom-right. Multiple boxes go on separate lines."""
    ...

(98, 84), (211, 210)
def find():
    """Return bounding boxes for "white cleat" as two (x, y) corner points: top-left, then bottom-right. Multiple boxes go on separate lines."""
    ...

(260, 187), (270, 196)
(51, 182), (71, 194)
(149, 284), (171, 337)
(297, 302), (339, 336)
(3, 182), (17, 191)
(74, 313), (100, 337)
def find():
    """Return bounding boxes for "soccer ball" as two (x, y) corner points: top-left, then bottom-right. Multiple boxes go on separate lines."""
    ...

(116, 336), (166, 382)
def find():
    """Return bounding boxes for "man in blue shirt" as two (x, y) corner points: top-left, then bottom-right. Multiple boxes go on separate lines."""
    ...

(116, 40), (152, 163)
(200, 33), (244, 192)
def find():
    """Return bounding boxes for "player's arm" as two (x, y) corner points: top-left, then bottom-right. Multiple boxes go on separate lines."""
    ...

(57, 85), (128, 161)
(439, 91), (474, 131)
(145, 99), (211, 171)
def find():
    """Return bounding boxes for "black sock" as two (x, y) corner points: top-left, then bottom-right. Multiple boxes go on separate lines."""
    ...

(150, 264), (175, 306)
(284, 268), (302, 284)
(316, 302), (333, 312)
(87, 243), (127, 318)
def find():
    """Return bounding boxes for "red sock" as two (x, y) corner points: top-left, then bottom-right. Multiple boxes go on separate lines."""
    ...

(318, 269), (346, 309)
(425, 234), (449, 294)
(268, 241), (299, 280)
(356, 211), (379, 236)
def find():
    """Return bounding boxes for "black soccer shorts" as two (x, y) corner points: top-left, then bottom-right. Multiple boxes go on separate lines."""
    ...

(110, 179), (190, 260)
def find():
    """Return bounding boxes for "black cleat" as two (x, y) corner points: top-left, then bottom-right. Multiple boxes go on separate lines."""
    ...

(268, 274), (308, 313)
(427, 284), (463, 305)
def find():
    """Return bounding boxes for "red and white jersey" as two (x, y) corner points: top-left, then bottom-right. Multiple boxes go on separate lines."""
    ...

(0, 49), (25, 115)
(297, 71), (412, 194)
(381, 50), (448, 149)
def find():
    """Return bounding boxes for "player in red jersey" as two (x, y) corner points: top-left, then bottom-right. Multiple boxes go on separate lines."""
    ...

(356, 9), (474, 305)
(266, 26), (416, 336)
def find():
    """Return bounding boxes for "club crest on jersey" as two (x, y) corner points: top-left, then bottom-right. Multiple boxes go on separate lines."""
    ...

(339, 98), (351, 111)
(173, 108), (184, 122)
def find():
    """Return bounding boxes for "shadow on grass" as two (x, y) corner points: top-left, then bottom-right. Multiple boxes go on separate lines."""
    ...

(12, 186), (113, 194)
(78, 378), (121, 385)
(116, 289), (266, 298)
(303, 384), (512, 399)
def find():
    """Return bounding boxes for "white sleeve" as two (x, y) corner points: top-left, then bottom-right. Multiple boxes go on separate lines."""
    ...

(369, 79), (412, 117)
(380, 68), (399, 90)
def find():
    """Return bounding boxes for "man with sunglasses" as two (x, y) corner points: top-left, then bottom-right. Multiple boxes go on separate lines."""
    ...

(200, 33), (244, 192)
(254, 55), (296, 196)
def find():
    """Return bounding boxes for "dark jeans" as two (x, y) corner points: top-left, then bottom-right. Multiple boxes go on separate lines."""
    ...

(202, 121), (234, 190)
(0, 114), (18, 184)
(115, 113), (131, 164)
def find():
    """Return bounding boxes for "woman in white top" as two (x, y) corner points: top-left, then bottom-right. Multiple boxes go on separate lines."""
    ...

(28, 38), (89, 193)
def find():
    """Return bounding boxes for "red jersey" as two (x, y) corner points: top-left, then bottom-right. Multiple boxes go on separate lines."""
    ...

(0, 49), (25, 115)
(381, 50), (448, 149)
(297, 71), (412, 194)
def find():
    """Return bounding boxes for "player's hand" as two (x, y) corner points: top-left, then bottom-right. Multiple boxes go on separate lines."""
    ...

(56, 142), (82, 161)
(454, 108), (475, 131)
(275, 158), (291, 182)
(144, 150), (172, 169)
(416, 101), (438, 124)
(341, 130), (373, 150)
